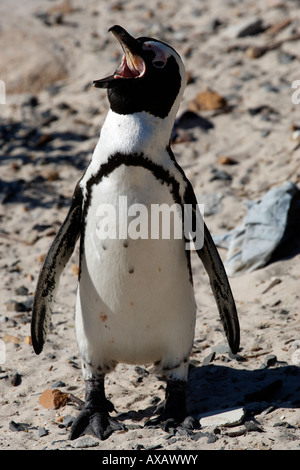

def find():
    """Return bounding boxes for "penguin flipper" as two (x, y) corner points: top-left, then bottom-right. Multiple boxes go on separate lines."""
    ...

(184, 182), (240, 354)
(31, 183), (83, 355)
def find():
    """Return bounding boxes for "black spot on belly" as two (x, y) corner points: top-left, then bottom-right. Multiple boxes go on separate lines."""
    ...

(128, 267), (134, 274)
(123, 240), (129, 248)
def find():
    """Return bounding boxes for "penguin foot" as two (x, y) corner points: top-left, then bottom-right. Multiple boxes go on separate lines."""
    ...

(69, 409), (124, 440)
(144, 405), (198, 432)
(69, 376), (125, 440)
(144, 379), (198, 432)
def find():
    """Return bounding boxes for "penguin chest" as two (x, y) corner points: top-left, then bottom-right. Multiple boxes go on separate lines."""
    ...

(76, 164), (196, 364)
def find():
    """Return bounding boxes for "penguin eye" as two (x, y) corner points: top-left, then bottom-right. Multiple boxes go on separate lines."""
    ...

(142, 42), (168, 69)
(153, 60), (166, 68)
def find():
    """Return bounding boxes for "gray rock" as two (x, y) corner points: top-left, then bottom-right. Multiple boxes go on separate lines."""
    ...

(223, 17), (264, 38)
(10, 370), (22, 386)
(51, 381), (66, 388)
(264, 354), (278, 368)
(211, 343), (231, 354)
(206, 433), (219, 443)
(5, 297), (33, 312)
(202, 351), (216, 366)
(70, 436), (99, 448)
(213, 182), (300, 276)
(5, 300), (27, 312)
(15, 286), (29, 296)
(38, 427), (48, 437)
(198, 407), (245, 427)
(62, 415), (75, 428)
(277, 51), (296, 64)
(9, 421), (28, 432)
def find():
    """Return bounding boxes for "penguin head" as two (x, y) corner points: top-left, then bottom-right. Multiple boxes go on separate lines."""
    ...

(93, 25), (187, 119)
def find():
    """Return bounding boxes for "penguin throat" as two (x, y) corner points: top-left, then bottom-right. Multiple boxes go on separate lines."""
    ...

(114, 51), (146, 79)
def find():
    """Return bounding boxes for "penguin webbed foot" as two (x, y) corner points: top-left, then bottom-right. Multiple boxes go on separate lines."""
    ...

(69, 408), (124, 441)
(69, 376), (125, 441)
(144, 380), (199, 433)
(145, 409), (198, 433)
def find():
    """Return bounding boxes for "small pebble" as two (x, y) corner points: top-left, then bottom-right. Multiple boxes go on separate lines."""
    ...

(51, 381), (66, 388)
(70, 436), (99, 448)
(202, 351), (216, 366)
(10, 370), (22, 387)
(9, 421), (28, 432)
(207, 433), (218, 443)
(210, 168), (232, 182)
(134, 366), (149, 377)
(62, 415), (75, 428)
(273, 421), (295, 428)
(223, 16), (264, 38)
(5, 300), (28, 312)
(135, 443), (145, 450)
(277, 51), (296, 64)
(264, 354), (277, 367)
(226, 427), (247, 437)
(244, 420), (264, 433)
(38, 427), (48, 437)
(15, 286), (29, 296)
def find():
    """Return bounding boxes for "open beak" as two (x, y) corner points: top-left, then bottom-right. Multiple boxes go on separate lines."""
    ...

(93, 25), (146, 89)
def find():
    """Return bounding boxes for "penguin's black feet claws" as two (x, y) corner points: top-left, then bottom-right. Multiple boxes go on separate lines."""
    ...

(144, 411), (199, 433)
(144, 380), (199, 433)
(182, 415), (199, 430)
(69, 409), (125, 441)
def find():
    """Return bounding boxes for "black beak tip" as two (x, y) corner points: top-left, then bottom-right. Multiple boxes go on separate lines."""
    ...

(108, 24), (124, 35)
(93, 78), (108, 89)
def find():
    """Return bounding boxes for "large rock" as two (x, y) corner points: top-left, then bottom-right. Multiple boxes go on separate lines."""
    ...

(0, 30), (68, 94)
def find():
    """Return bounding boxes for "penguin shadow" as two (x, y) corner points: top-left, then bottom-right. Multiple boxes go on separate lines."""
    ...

(115, 361), (300, 425)
(187, 361), (300, 417)
(0, 129), (92, 209)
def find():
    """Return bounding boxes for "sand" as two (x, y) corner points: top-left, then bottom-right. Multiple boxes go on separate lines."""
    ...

(0, 0), (299, 451)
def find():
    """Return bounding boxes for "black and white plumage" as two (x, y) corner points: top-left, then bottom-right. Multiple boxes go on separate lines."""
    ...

(31, 25), (239, 440)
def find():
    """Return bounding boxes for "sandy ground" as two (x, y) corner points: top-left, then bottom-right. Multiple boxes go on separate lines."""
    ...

(0, 0), (300, 451)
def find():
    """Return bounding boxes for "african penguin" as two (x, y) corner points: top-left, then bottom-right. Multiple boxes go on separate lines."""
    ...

(31, 25), (240, 440)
